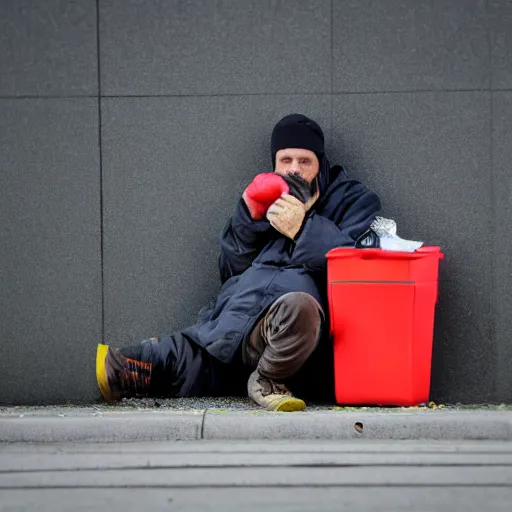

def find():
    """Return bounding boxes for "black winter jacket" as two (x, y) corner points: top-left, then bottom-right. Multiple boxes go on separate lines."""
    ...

(182, 158), (381, 364)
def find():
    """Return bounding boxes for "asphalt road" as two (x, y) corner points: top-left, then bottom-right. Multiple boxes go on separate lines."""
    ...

(1, 440), (511, 511)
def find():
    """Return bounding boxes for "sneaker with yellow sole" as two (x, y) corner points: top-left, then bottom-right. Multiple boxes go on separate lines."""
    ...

(247, 368), (306, 412)
(96, 343), (152, 402)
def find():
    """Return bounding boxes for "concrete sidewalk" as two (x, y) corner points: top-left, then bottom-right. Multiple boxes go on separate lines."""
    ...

(3, 439), (512, 511)
(1, 399), (512, 442)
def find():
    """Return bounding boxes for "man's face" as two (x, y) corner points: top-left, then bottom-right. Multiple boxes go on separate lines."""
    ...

(274, 148), (320, 183)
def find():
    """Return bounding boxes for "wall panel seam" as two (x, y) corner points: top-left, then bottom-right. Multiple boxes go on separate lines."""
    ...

(96, 0), (105, 343)
(486, 0), (498, 399)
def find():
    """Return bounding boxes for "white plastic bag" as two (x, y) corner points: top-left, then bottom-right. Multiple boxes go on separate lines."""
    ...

(370, 216), (423, 252)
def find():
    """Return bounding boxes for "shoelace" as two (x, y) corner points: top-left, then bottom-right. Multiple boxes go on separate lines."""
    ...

(272, 381), (292, 396)
(124, 358), (152, 393)
(257, 374), (291, 397)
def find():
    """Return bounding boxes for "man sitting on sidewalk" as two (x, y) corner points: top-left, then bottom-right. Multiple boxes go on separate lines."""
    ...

(96, 114), (381, 411)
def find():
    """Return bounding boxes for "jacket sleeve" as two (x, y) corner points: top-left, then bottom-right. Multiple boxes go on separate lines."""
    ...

(218, 198), (273, 284)
(291, 184), (381, 272)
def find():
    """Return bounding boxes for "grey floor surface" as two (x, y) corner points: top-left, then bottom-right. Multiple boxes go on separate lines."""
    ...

(1, 440), (512, 511)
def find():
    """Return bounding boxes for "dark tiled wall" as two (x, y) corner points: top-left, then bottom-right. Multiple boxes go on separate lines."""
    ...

(1, 0), (511, 404)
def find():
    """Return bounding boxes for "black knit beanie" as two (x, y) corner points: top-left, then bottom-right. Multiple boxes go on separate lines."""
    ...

(271, 114), (325, 169)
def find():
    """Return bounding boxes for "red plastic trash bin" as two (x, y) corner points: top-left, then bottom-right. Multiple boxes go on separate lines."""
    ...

(326, 246), (444, 406)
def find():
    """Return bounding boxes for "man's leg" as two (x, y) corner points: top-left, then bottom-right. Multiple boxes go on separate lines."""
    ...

(243, 292), (324, 411)
(96, 332), (212, 401)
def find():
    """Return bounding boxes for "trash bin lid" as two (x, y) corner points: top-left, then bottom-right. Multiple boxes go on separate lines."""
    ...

(326, 246), (444, 261)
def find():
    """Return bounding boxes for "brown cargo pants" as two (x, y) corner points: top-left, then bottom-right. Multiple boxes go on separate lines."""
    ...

(242, 292), (324, 381)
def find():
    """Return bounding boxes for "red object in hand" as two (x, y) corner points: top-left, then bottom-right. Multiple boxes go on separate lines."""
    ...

(244, 173), (290, 220)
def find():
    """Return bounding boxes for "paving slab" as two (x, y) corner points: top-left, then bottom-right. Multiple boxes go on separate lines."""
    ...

(1, 487), (511, 512)
(203, 410), (512, 441)
(2, 449), (512, 473)
(1, 461), (512, 488)
(1, 407), (512, 442)
(0, 411), (203, 443)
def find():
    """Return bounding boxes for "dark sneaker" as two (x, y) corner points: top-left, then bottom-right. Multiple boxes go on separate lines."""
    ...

(96, 344), (152, 402)
(247, 369), (306, 412)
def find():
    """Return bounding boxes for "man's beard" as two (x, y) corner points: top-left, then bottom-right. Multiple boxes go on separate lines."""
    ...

(280, 172), (318, 203)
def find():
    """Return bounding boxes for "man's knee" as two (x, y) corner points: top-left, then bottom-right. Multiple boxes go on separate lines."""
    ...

(254, 292), (323, 381)
(243, 292), (324, 376)
(267, 292), (324, 342)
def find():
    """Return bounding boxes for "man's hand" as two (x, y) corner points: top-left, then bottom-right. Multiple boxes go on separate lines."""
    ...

(266, 194), (303, 239)
(243, 173), (289, 220)
(267, 190), (320, 239)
